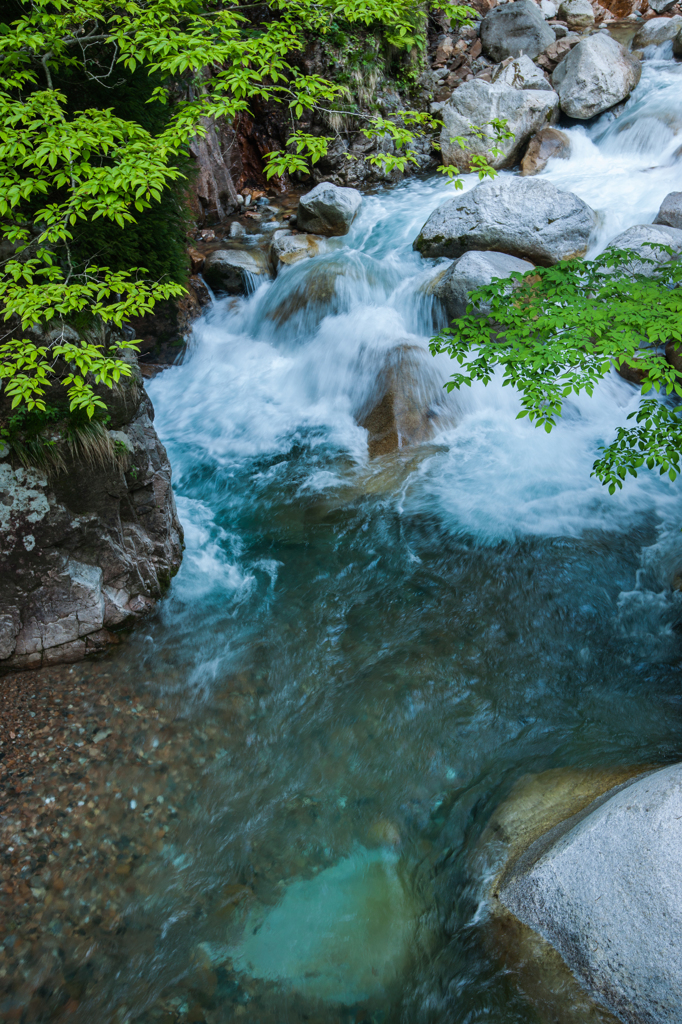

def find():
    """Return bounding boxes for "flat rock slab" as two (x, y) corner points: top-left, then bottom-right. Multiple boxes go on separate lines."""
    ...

(500, 764), (682, 1024)
(413, 177), (596, 265)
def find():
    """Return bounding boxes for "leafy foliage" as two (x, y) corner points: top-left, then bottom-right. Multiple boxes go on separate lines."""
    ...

(429, 245), (682, 491)
(1, 0), (501, 421)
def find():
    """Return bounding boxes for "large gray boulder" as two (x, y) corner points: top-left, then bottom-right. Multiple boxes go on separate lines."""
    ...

(203, 248), (271, 294)
(434, 250), (534, 320)
(500, 764), (682, 1024)
(413, 177), (596, 265)
(633, 14), (682, 47)
(480, 0), (555, 61)
(557, 0), (595, 27)
(491, 54), (554, 90)
(296, 182), (362, 236)
(654, 191), (682, 230)
(552, 34), (641, 119)
(439, 80), (559, 170)
(606, 222), (682, 275)
(649, 0), (676, 12)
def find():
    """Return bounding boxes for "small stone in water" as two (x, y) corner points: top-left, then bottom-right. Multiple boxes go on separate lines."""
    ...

(130, 799), (137, 809)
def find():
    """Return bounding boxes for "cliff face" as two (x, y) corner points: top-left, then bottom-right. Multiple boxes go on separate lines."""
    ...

(0, 389), (183, 671)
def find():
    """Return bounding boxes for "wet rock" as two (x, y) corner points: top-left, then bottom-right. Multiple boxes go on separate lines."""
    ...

(616, 359), (649, 385)
(520, 126), (571, 174)
(0, 393), (183, 670)
(270, 230), (328, 271)
(653, 190), (682, 229)
(633, 13), (682, 45)
(536, 33), (581, 72)
(482, 767), (647, 1024)
(558, 0), (595, 26)
(413, 177), (596, 265)
(480, 0), (556, 61)
(433, 250), (534, 320)
(552, 33), (641, 119)
(675, 25), (682, 54)
(439, 80), (559, 170)
(499, 765), (682, 1024)
(359, 345), (455, 457)
(606, 222), (682, 275)
(203, 249), (271, 294)
(491, 53), (554, 89)
(665, 340), (682, 372)
(296, 182), (362, 237)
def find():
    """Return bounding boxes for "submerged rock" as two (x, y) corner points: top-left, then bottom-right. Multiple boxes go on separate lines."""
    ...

(520, 127), (571, 175)
(552, 34), (641, 119)
(499, 765), (682, 1024)
(653, 190), (682, 230)
(439, 80), (559, 171)
(296, 182), (362, 237)
(203, 248), (271, 293)
(433, 250), (534, 321)
(632, 14), (682, 47)
(0, 392), (183, 670)
(231, 847), (418, 1004)
(413, 177), (596, 265)
(480, 0), (555, 61)
(359, 344), (454, 458)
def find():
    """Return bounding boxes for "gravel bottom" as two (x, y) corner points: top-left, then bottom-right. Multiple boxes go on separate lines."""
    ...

(0, 662), (222, 1024)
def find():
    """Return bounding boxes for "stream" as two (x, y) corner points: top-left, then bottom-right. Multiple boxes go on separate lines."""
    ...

(24, 50), (682, 1024)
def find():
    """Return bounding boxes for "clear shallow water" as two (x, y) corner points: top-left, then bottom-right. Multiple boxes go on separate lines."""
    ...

(74, 51), (682, 1023)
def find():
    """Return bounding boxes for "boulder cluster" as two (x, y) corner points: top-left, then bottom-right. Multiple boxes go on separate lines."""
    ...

(429, 0), (649, 177)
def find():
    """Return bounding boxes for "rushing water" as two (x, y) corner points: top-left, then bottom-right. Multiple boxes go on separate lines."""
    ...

(70, 51), (682, 1024)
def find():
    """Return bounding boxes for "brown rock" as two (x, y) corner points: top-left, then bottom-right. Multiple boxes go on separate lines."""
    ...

(187, 247), (204, 274)
(536, 33), (581, 71)
(359, 345), (455, 458)
(616, 359), (651, 385)
(520, 127), (571, 175)
(467, 0), (498, 13)
(665, 340), (682, 372)
(435, 35), (456, 63)
(470, 37), (483, 58)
